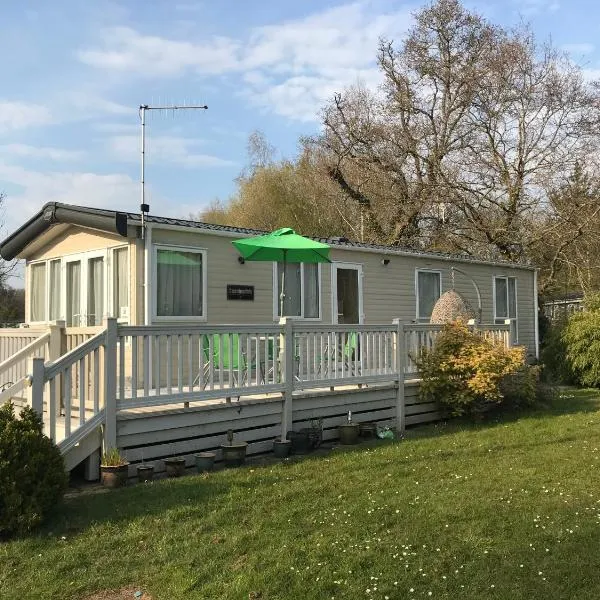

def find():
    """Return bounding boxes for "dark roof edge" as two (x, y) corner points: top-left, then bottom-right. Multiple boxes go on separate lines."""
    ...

(0, 202), (129, 260)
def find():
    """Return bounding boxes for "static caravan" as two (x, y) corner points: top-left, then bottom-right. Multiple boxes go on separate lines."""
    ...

(0, 202), (539, 358)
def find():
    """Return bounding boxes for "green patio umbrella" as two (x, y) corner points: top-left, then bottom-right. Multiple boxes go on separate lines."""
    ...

(232, 227), (331, 317)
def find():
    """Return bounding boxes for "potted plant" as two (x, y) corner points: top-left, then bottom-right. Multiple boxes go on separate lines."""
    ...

(359, 421), (377, 439)
(273, 437), (292, 458)
(286, 429), (311, 454)
(100, 448), (129, 488)
(221, 429), (248, 467)
(338, 411), (360, 445)
(164, 456), (186, 477)
(136, 463), (154, 483)
(195, 451), (216, 473)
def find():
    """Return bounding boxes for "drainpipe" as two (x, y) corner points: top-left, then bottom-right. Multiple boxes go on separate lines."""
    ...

(144, 223), (152, 325)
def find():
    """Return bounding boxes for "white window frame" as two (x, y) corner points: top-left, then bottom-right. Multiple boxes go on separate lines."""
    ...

(48, 258), (62, 322)
(272, 262), (322, 321)
(64, 249), (108, 327)
(152, 244), (208, 322)
(28, 260), (48, 325)
(493, 275), (518, 344)
(331, 262), (364, 324)
(109, 245), (130, 323)
(415, 268), (442, 322)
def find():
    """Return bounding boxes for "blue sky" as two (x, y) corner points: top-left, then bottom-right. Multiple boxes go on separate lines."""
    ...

(1, 0), (600, 285)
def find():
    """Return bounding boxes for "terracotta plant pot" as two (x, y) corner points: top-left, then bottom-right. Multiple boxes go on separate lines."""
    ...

(359, 421), (378, 439)
(100, 463), (129, 488)
(338, 423), (360, 445)
(195, 452), (216, 473)
(136, 464), (154, 483)
(164, 457), (186, 477)
(273, 438), (292, 458)
(221, 442), (248, 467)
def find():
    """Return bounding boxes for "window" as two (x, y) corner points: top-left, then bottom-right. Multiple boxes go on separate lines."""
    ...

(30, 263), (47, 322)
(155, 247), (205, 318)
(88, 257), (104, 326)
(416, 270), (441, 322)
(275, 262), (320, 318)
(49, 260), (61, 321)
(494, 276), (518, 343)
(113, 247), (129, 320)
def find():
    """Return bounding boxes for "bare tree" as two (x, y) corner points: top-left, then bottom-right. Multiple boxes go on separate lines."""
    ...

(316, 0), (600, 285)
(0, 192), (15, 289)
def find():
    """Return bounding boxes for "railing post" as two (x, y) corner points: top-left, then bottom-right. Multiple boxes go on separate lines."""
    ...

(280, 317), (294, 441)
(393, 318), (406, 434)
(27, 357), (45, 418)
(103, 318), (118, 450)
(48, 320), (65, 362)
(505, 319), (512, 347)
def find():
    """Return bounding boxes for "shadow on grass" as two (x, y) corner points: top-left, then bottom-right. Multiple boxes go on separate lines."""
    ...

(403, 386), (600, 440)
(14, 388), (599, 544)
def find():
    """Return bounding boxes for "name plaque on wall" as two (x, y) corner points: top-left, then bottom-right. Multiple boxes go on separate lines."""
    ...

(227, 284), (255, 301)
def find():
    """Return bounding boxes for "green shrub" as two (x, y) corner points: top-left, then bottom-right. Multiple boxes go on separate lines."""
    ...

(539, 317), (576, 385)
(0, 402), (67, 537)
(562, 295), (600, 387)
(417, 321), (528, 417)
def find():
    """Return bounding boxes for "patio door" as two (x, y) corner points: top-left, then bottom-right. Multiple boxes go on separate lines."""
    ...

(64, 251), (107, 327)
(332, 263), (364, 324)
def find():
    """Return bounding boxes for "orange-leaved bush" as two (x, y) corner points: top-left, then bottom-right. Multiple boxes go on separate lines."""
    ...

(416, 321), (526, 417)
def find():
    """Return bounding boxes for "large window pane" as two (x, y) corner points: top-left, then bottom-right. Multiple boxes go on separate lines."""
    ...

(49, 260), (61, 321)
(66, 261), (81, 327)
(157, 249), (203, 317)
(113, 247), (129, 320)
(277, 262), (302, 317)
(88, 257), (104, 326)
(30, 263), (46, 322)
(417, 271), (441, 321)
(495, 277), (508, 319)
(303, 264), (320, 318)
(508, 277), (517, 319)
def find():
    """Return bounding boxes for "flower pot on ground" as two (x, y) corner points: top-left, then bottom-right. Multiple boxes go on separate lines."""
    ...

(338, 423), (360, 445)
(273, 438), (292, 458)
(100, 448), (129, 488)
(195, 452), (216, 473)
(164, 457), (186, 477)
(221, 443), (248, 467)
(286, 429), (311, 454)
(221, 429), (248, 467)
(136, 464), (154, 483)
(359, 422), (377, 439)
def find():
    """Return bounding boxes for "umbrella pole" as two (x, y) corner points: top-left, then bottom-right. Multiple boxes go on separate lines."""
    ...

(280, 250), (286, 317)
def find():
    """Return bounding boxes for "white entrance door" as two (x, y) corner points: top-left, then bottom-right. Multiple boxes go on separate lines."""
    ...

(64, 251), (107, 327)
(331, 263), (364, 324)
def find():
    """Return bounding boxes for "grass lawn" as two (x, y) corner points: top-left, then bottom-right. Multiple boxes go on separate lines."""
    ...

(3, 389), (600, 599)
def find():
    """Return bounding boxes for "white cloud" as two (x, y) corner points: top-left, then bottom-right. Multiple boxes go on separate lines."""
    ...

(0, 144), (83, 161)
(76, 2), (413, 122)
(107, 134), (236, 168)
(562, 43), (595, 56)
(0, 101), (53, 134)
(77, 26), (240, 77)
(0, 162), (140, 235)
(516, 0), (560, 16)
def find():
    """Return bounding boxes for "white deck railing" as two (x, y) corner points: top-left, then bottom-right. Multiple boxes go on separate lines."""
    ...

(25, 319), (512, 452)
(0, 327), (48, 396)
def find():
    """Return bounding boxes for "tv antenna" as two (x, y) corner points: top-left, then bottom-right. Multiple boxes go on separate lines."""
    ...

(138, 103), (208, 237)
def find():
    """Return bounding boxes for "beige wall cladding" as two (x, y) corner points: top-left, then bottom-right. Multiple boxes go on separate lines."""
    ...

(23, 223), (537, 356)
(29, 226), (127, 261)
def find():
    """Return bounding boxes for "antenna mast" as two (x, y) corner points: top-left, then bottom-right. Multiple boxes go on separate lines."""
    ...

(138, 103), (208, 237)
